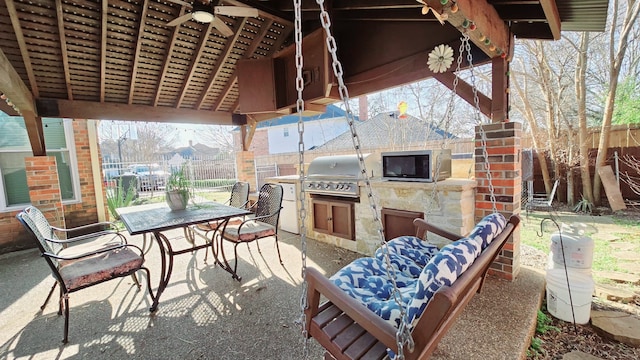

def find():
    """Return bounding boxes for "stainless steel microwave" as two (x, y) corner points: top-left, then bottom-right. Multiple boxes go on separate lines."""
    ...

(381, 149), (452, 182)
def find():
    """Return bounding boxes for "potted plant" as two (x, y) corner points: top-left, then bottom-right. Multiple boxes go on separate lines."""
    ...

(165, 165), (191, 211)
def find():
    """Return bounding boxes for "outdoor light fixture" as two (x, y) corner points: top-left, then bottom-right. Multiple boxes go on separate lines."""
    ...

(192, 3), (215, 23)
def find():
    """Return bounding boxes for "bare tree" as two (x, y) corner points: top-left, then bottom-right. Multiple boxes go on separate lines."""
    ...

(593, 0), (640, 204)
(575, 32), (594, 205)
(200, 125), (234, 152)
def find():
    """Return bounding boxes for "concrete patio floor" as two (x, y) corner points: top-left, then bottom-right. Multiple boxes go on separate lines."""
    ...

(0, 229), (544, 359)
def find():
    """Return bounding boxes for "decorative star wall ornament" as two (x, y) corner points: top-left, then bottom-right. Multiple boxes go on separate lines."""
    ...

(416, 0), (447, 25)
(427, 44), (454, 73)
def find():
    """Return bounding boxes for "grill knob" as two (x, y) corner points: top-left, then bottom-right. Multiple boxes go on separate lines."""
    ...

(324, 184), (331, 189)
(315, 183), (322, 189)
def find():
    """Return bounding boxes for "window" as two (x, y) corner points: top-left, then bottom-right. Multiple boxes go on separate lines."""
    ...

(283, 127), (289, 137)
(0, 117), (80, 210)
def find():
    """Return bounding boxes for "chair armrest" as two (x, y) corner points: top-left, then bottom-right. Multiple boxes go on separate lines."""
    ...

(51, 221), (119, 233)
(304, 267), (399, 352)
(43, 243), (144, 261)
(413, 218), (462, 241)
(44, 231), (127, 245)
(236, 208), (281, 231)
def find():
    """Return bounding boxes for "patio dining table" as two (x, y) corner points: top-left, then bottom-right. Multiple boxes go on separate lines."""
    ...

(116, 202), (251, 312)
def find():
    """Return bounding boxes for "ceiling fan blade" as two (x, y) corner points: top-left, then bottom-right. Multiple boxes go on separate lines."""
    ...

(167, 13), (193, 27)
(214, 6), (258, 18)
(212, 17), (234, 37)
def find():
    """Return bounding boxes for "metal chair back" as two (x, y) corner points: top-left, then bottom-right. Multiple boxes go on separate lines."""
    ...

(255, 183), (283, 229)
(229, 181), (250, 209)
(18, 206), (63, 267)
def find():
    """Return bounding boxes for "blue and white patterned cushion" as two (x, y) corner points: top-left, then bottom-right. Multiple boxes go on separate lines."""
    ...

(330, 257), (417, 327)
(467, 213), (507, 249)
(374, 236), (439, 277)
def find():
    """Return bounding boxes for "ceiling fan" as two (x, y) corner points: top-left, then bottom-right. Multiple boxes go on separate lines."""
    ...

(166, 0), (259, 37)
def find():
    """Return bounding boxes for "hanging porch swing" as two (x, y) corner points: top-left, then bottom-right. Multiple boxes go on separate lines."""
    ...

(289, 1), (521, 359)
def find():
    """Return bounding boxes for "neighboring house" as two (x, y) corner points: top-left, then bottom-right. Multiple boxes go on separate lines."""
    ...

(166, 141), (221, 158)
(233, 105), (353, 156)
(0, 114), (105, 253)
(314, 111), (456, 152)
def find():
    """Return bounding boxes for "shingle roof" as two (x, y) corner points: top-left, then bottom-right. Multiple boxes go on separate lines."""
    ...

(314, 111), (456, 151)
(255, 105), (348, 129)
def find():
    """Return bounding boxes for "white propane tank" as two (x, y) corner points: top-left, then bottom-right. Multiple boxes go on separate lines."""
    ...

(550, 223), (594, 270)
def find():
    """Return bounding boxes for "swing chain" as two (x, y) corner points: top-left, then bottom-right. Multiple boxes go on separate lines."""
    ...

(315, 0), (414, 357)
(424, 37), (467, 225)
(463, 34), (498, 213)
(293, 0), (310, 356)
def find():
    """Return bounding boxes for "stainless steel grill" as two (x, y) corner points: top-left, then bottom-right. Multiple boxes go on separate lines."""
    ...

(305, 154), (378, 198)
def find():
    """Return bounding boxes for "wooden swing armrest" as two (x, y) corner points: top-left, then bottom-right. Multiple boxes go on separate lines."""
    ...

(413, 218), (462, 242)
(305, 267), (399, 352)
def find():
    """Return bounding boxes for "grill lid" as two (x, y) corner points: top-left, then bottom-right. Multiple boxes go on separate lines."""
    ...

(307, 153), (377, 179)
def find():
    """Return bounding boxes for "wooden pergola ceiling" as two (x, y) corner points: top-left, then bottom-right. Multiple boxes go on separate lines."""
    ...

(0, 0), (609, 154)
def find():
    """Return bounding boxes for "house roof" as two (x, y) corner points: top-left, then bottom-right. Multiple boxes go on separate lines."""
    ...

(255, 104), (348, 129)
(315, 111), (456, 151)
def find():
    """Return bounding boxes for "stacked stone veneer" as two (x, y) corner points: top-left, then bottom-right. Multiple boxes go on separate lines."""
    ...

(305, 179), (477, 255)
(475, 122), (522, 281)
(0, 119), (102, 253)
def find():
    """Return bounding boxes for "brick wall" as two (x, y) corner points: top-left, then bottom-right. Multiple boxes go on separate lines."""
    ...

(63, 120), (102, 230)
(475, 122), (522, 281)
(0, 119), (102, 254)
(236, 151), (257, 191)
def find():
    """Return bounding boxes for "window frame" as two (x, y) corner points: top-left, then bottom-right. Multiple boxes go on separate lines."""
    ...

(0, 118), (82, 211)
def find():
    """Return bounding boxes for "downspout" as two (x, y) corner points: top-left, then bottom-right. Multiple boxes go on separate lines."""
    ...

(88, 119), (107, 222)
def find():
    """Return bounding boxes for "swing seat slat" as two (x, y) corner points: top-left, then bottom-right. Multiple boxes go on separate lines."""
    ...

(305, 214), (520, 360)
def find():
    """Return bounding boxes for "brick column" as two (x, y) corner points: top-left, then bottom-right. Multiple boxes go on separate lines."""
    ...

(25, 156), (65, 230)
(236, 151), (257, 192)
(475, 122), (521, 281)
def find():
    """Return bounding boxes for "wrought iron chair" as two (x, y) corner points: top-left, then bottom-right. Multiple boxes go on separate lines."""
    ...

(16, 206), (154, 343)
(217, 183), (283, 281)
(188, 182), (250, 260)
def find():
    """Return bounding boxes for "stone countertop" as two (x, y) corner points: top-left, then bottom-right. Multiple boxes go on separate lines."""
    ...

(369, 177), (477, 191)
(266, 175), (301, 183)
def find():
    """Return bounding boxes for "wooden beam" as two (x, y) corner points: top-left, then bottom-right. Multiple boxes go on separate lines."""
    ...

(433, 72), (492, 119)
(6, 0), (39, 97)
(491, 56), (509, 122)
(35, 99), (237, 125)
(539, 0), (561, 40)
(328, 51), (439, 98)
(241, 115), (258, 151)
(0, 101), (19, 116)
(426, 0), (511, 58)
(211, 19), (274, 111)
(0, 48), (36, 114)
(23, 111), (46, 156)
(196, 18), (247, 110)
(128, 0), (150, 104)
(55, 0), (73, 100)
(154, 6), (185, 106)
(100, 0), (108, 102)
(176, 22), (214, 108)
(225, 0), (294, 27)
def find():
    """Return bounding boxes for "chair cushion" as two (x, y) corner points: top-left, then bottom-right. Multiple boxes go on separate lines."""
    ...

(330, 257), (416, 327)
(374, 236), (439, 278)
(59, 247), (144, 291)
(195, 217), (245, 232)
(467, 213), (507, 249)
(222, 221), (276, 242)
